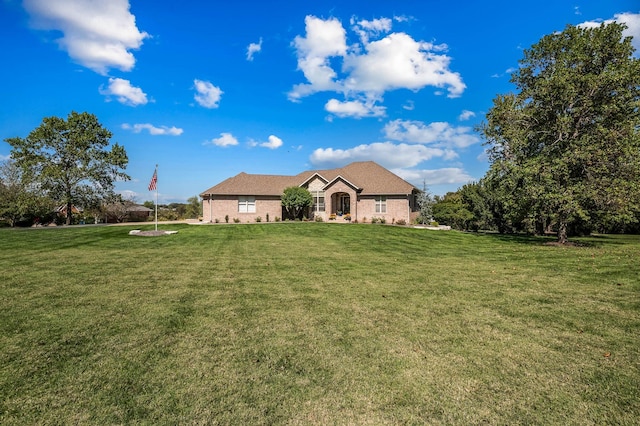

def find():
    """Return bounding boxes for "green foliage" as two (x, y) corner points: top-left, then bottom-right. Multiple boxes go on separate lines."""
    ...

(5, 111), (130, 225)
(225, 214), (229, 223)
(458, 181), (500, 232)
(432, 192), (474, 230)
(0, 159), (55, 226)
(480, 23), (640, 242)
(281, 186), (313, 220)
(184, 196), (201, 219)
(416, 181), (434, 224)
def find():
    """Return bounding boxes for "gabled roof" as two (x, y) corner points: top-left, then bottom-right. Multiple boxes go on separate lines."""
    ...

(298, 172), (328, 188)
(323, 175), (361, 191)
(200, 161), (418, 196)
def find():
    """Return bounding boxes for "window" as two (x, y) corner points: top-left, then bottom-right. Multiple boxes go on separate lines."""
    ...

(375, 196), (387, 213)
(238, 196), (256, 213)
(312, 191), (325, 212)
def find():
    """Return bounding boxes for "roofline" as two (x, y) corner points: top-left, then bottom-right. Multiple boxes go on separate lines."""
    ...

(323, 175), (361, 191)
(298, 172), (328, 188)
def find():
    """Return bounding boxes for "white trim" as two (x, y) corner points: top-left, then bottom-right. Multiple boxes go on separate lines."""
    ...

(323, 175), (360, 191)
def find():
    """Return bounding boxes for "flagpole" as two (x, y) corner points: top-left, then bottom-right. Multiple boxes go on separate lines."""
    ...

(154, 164), (158, 231)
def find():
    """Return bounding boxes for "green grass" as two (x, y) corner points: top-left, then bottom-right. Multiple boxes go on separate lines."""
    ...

(1, 223), (639, 424)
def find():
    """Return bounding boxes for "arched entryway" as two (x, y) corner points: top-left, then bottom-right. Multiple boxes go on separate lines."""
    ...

(332, 192), (351, 215)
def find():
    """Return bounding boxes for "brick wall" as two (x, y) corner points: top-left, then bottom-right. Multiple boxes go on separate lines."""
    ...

(202, 196), (283, 223)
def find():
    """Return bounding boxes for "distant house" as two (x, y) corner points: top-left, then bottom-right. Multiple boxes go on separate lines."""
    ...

(105, 203), (153, 223)
(55, 204), (83, 217)
(200, 161), (421, 223)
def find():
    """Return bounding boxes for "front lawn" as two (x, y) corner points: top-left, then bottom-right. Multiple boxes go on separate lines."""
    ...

(1, 223), (638, 424)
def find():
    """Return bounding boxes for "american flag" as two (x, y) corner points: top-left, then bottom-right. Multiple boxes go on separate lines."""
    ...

(148, 169), (157, 191)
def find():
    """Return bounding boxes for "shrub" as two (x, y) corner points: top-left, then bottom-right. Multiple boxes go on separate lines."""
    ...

(380, 217), (386, 224)
(255, 216), (262, 223)
(396, 219), (406, 226)
(233, 218), (240, 223)
(225, 215), (229, 223)
(275, 216), (281, 222)
(430, 221), (439, 227)
(215, 218), (220, 223)
(371, 217), (379, 224)
(362, 217), (367, 223)
(266, 213), (270, 222)
(315, 216), (323, 222)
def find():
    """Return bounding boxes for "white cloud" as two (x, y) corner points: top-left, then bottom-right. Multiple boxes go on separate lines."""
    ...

(351, 17), (392, 43)
(23, 0), (148, 74)
(491, 67), (517, 78)
(246, 38), (263, 61)
(289, 15), (465, 106)
(194, 79), (223, 108)
(458, 110), (476, 121)
(0, 154), (10, 161)
(383, 119), (480, 148)
(122, 123), (183, 136)
(477, 149), (489, 162)
(392, 167), (474, 186)
(117, 189), (138, 200)
(344, 33), (464, 96)
(99, 77), (148, 106)
(325, 98), (386, 118)
(289, 16), (348, 101)
(579, 12), (640, 53)
(402, 100), (415, 111)
(310, 142), (446, 169)
(260, 135), (283, 149)
(205, 133), (239, 147)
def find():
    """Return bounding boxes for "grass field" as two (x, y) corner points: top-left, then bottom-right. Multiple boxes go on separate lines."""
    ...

(1, 223), (639, 424)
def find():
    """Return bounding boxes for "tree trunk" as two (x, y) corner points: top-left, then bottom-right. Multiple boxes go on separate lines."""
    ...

(66, 200), (72, 225)
(557, 221), (568, 244)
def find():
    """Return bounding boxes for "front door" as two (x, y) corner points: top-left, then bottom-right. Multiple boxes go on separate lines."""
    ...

(338, 194), (350, 214)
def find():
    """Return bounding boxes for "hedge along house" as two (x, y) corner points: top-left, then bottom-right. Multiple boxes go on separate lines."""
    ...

(200, 161), (421, 223)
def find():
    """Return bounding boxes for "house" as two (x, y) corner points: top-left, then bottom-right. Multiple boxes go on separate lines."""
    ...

(104, 203), (153, 223)
(55, 204), (83, 217)
(200, 161), (421, 223)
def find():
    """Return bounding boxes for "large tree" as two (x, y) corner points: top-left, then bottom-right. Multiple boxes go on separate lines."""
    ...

(6, 111), (130, 225)
(480, 23), (640, 243)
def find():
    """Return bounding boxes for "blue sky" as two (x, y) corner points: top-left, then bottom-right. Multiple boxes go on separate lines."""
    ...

(1, 0), (638, 203)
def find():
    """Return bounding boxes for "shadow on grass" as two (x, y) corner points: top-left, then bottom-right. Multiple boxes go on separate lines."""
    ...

(467, 231), (620, 248)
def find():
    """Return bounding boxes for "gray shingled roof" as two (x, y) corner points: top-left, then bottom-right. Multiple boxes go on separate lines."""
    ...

(200, 161), (418, 196)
